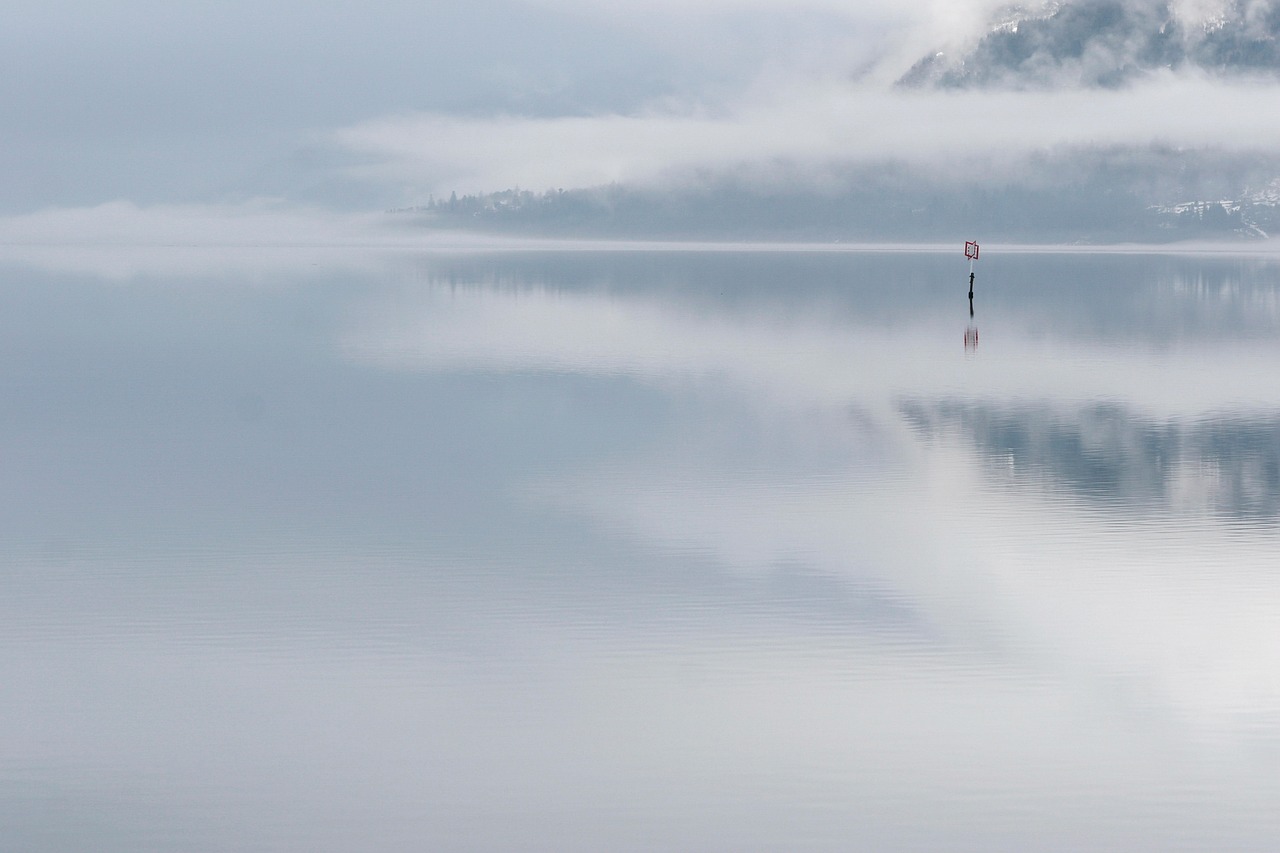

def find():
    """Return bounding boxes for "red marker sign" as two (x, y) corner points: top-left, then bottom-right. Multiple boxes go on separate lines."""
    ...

(965, 241), (980, 297)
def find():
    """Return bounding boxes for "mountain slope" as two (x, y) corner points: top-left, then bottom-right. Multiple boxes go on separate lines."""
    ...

(900, 0), (1280, 89)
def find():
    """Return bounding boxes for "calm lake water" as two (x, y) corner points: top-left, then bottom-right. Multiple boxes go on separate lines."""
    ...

(1, 245), (1278, 851)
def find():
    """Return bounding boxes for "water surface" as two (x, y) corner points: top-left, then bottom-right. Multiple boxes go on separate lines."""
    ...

(2, 246), (1278, 851)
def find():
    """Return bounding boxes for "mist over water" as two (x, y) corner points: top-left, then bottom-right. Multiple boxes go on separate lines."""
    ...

(2, 246), (1278, 851)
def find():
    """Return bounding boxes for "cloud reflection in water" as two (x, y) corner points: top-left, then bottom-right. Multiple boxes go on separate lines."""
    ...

(345, 252), (1280, 750)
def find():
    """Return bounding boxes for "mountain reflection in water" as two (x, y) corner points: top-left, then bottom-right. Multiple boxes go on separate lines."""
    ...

(901, 401), (1280, 522)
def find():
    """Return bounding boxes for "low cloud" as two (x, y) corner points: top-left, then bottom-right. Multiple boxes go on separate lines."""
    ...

(0, 199), (394, 247)
(335, 72), (1280, 199)
(516, 0), (1019, 72)
(0, 200), (547, 278)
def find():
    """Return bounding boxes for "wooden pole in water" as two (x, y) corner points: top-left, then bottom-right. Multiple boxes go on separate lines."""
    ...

(965, 241), (979, 298)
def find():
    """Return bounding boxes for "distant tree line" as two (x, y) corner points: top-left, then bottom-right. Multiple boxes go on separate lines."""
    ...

(390, 162), (1280, 243)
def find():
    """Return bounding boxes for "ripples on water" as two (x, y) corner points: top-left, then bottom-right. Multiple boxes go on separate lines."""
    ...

(1, 247), (1278, 851)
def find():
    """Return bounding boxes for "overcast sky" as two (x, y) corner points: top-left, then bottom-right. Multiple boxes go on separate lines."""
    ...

(7, 0), (1280, 226)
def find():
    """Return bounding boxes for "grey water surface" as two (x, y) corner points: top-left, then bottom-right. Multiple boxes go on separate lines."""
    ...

(1, 246), (1278, 852)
